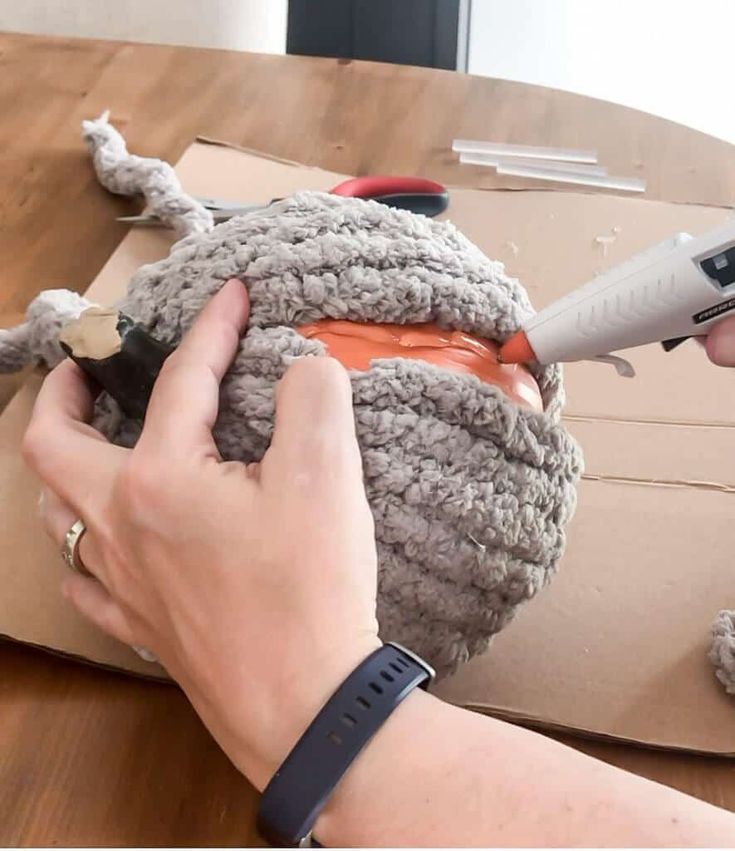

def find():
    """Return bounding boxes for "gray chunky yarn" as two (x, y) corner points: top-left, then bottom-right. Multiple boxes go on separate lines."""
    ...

(90, 191), (582, 677)
(0, 289), (94, 373)
(710, 610), (735, 695)
(81, 112), (213, 237)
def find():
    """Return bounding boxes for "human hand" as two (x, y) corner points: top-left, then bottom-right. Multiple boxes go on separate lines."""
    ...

(22, 279), (381, 790)
(703, 315), (735, 366)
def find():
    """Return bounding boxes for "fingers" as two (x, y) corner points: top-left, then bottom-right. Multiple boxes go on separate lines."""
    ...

(61, 573), (136, 647)
(40, 486), (80, 543)
(39, 487), (101, 578)
(42, 490), (139, 650)
(40, 487), (132, 643)
(139, 279), (249, 458)
(705, 316), (735, 366)
(267, 356), (364, 488)
(33, 358), (98, 424)
(23, 360), (123, 514)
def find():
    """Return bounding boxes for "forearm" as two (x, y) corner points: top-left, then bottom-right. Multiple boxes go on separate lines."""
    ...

(315, 690), (735, 847)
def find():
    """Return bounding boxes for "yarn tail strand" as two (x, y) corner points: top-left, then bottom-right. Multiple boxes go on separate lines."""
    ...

(81, 112), (214, 238)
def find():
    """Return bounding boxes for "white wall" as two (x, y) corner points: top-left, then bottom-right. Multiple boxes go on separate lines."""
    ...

(468, 0), (735, 143)
(0, 0), (287, 53)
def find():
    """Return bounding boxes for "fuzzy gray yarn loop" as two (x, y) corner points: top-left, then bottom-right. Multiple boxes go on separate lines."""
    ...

(0, 289), (94, 374)
(81, 112), (214, 237)
(90, 190), (583, 678)
(710, 610), (735, 695)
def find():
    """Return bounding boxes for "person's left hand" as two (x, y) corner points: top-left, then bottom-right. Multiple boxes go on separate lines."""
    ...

(22, 279), (382, 790)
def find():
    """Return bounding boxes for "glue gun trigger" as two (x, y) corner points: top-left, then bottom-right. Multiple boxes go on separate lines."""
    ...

(661, 336), (691, 352)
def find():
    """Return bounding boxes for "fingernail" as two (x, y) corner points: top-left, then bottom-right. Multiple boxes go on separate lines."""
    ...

(132, 646), (159, 663)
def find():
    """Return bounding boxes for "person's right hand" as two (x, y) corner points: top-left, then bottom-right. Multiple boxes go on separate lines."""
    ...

(703, 315), (735, 366)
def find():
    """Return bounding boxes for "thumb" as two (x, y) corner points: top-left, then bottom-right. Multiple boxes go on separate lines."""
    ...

(266, 356), (364, 486)
(705, 316), (735, 367)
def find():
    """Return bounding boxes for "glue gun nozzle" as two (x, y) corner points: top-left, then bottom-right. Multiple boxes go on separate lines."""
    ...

(498, 330), (536, 365)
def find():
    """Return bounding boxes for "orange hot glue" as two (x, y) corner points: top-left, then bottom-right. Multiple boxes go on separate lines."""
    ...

(297, 320), (544, 412)
(498, 330), (537, 365)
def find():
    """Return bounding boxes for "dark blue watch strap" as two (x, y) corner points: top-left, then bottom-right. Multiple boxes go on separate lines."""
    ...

(256, 642), (434, 847)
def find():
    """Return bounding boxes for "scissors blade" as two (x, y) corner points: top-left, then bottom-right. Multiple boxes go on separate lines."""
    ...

(117, 204), (265, 226)
(195, 196), (264, 211)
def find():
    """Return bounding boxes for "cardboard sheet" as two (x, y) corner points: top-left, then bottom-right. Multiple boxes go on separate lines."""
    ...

(2, 140), (735, 752)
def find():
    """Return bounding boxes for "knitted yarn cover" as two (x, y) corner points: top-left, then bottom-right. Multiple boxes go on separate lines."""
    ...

(90, 190), (583, 678)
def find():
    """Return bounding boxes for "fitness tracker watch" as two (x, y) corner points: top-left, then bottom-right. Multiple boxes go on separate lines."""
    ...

(256, 642), (435, 847)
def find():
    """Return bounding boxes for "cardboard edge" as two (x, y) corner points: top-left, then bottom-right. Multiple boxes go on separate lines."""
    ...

(1, 633), (170, 684)
(564, 414), (735, 428)
(579, 474), (735, 494)
(196, 135), (326, 170)
(449, 701), (735, 758)
(470, 185), (735, 210)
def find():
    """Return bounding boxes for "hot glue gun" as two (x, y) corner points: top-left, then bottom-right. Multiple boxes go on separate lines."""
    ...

(499, 220), (735, 374)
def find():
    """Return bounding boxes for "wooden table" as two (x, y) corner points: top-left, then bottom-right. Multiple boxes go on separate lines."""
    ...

(2, 32), (735, 845)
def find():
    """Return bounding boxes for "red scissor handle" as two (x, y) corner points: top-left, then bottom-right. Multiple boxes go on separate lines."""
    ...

(329, 176), (449, 217)
(329, 176), (446, 198)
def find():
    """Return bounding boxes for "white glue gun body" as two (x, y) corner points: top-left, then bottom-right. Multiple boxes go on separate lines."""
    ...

(501, 220), (735, 368)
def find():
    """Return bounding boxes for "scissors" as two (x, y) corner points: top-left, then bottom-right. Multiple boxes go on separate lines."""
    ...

(117, 176), (450, 226)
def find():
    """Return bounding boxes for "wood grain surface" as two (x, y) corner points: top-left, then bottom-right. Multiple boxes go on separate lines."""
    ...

(1, 31), (735, 846)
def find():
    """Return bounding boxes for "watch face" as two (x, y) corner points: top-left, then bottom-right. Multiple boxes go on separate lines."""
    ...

(297, 320), (544, 412)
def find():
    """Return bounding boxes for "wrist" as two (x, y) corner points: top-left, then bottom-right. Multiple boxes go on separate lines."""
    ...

(313, 686), (442, 846)
(255, 641), (435, 847)
(235, 634), (384, 791)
